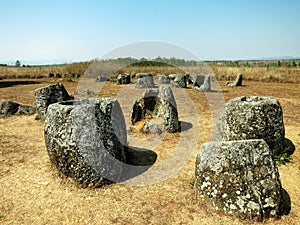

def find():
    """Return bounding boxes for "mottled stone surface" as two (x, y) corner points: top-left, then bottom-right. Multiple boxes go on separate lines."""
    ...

(17, 104), (36, 115)
(143, 122), (162, 134)
(135, 73), (155, 88)
(34, 83), (72, 120)
(117, 73), (131, 85)
(95, 75), (108, 82)
(192, 75), (211, 92)
(227, 73), (243, 86)
(130, 86), (180, 133)
(44, 98), (127, 187)
(215, 96), (285, 156)
(0, 100), (20, 116)
(0, 100), (36, 116)
(75, 89), (96, 97)
(195, 140), (286, 220)
(169, 74), (187, 88)
(157, 75), (170, 84)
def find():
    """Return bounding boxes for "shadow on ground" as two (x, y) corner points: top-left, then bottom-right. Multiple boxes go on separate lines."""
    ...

(116, 146), (157, 182)
(126, 146), (157, 166)
(281, 188), (291, 215)
(180, 121), (193, 132)
(0, 80), (41, 88)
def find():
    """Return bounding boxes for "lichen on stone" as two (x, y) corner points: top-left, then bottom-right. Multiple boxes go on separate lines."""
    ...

(195, 139), (286, 220)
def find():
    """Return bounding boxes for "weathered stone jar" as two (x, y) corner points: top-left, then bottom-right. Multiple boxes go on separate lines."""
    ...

(195, 139), (286, 220)
(215, 96), (285, 156)
(169, 74), (188, 88)
(130, 86), (180, 133)
(44, 98), (127, 187)
(192, 75), (211, 92)
(135, 73), (155, 88)
(34, 83), (72, 120)
(117, 73), (131, 85)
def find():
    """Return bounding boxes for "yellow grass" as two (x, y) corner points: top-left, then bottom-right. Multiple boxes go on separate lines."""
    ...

(0, 76), (299, 224)
(1, 61), (300, 84)
(211, 66), (300, 83)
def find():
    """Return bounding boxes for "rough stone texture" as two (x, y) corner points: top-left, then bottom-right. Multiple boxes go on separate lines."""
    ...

(17, 104), (36, 115)
(227, 73), (243, 86)
(169, 74), (187, 88)
(192, 75), (211, 92)
(34, 83), (72, 120)
(135, 73), (155, 88)
(130, 86), (180, 133)
(117, 73), (131, 85)
(157, 75), (170, 84)
(75, 89), (96, 97)
(44, 98), (127, 187)
(0, 100), (36, 116)
(0, 100), (20, 116)
(143, 122), (162, 134)
(195, 140), (286, 220)
(215, 96), (285, 156)
(186, 74), (194, 84)
(95, 75), (108, 82)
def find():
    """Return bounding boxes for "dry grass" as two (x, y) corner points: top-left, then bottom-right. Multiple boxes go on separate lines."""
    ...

(0, 61), (91, 79)
(211, 66), (300, 83)
(0, 76), (300, 225)
(1, 61), (300, 84)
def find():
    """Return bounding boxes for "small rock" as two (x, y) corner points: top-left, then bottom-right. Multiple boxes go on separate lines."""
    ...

(0, 100), (20, 116)
(75, 89), (96, 97)
(135, 73), (155, 88)
(192, 75), (211, 92)
(95, 75), (108, 82)
(117, 73), (131, 85)
(169, 74), (188, 88)
(16, 104), (36, 115)
(157, 75), (170, 84)
(143, 122), (162, 134)
(227, 73), (243, 86)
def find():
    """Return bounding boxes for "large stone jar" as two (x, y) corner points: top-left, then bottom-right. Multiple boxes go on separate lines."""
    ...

(215, 96), (285, 156)
(44, 98), (127, 187)
(195, 140), (286, 220)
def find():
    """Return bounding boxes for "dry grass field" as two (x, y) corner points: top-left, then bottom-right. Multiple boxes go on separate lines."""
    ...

(0, 70), (300, 224)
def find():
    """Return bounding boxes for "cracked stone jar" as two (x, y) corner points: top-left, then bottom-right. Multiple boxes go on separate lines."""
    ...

(44, 98), (127, 187)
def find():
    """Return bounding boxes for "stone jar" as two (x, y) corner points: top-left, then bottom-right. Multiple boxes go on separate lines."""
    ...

(34, 83), (72, 120)
(44, 98), (127, 187)
(214, 96), (285, 156)
(195, 140), (286, 220)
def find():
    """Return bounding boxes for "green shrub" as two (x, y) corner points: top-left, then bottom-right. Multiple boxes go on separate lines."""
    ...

(275, 152), (292, 165)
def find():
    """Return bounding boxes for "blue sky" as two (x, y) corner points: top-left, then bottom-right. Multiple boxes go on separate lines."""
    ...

(1, 0), (300, 63)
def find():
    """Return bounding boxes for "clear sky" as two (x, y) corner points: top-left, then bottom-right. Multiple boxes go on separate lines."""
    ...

(1, 0), (300, 63)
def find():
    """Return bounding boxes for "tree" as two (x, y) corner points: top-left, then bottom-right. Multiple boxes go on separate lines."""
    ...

(15, 60), (21, 67)
(277, 60), (282, 67)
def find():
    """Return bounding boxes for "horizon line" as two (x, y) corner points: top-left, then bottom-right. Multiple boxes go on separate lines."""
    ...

(1, 56), (300, 66)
